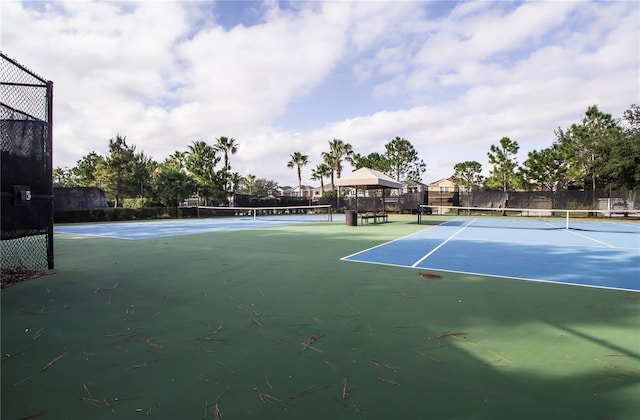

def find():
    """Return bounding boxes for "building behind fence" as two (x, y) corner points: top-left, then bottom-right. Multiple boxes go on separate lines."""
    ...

(1, 53), (54, 270)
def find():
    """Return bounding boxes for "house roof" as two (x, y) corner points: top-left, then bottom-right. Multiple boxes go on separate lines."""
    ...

(292, 184), (314, 190)
(427, 177), (455, 187)
(334, 167), (403, 190)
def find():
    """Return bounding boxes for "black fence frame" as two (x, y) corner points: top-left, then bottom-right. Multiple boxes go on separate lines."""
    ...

(1, 52), (54, 270)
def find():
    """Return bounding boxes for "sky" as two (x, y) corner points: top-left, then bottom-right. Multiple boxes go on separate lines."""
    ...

(2, 0), (638, 187)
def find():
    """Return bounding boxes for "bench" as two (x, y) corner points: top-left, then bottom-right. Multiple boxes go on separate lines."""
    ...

(360, 212), (388, 224)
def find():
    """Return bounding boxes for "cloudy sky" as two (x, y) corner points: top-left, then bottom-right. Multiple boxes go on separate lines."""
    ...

(2, 0), (638, 186)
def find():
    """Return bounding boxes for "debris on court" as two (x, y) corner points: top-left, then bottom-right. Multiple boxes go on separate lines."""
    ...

(252, 386), (288, 409)
(430, 331), (473, 345)
(342, 376), (354, 400)
(301, 331), (323, 353)
(419, 272), (442, 280)
(1, 268), (48, 288)
(289, 384), (331, 399)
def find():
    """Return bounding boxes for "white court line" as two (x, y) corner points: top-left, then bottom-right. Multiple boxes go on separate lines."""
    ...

(55, 231), (135, 240)
(341, 258), (639, 293)
(340, 224), (441, 260)
(410, 219), (475, 268)
(563, 229), (618, 249)
(341, 217), (638, 264)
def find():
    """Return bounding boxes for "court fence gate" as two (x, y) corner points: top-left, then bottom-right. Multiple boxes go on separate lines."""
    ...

(1, 52), (54, 271)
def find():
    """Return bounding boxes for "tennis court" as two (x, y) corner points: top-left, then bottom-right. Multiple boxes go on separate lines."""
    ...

(54, 205), (338, 240)
(54, 209), (344, 239)
(343, 216), (640, 292)
(2, 214), (639, 419)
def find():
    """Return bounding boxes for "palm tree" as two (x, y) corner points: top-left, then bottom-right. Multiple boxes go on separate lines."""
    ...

(243, 173), (257, 195)
(186, 141), (218, 175)
(185, 140), (219, 204)
(322, 139), (354, 189)
(214, 136), (238, 194)
(228, 172), (243, 194)
(166, 150), (187, 171)
(310, 163), (332, 194)
(322, 152), (336, 190)
(214, 136), (238, 172)
(287, 152), (309, 197)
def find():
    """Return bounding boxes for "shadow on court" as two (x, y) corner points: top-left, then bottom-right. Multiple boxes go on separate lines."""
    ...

(2, 215), (639, 419)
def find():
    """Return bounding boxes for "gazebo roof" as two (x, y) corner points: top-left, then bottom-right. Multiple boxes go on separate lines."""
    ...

(334, 167), (402, 190)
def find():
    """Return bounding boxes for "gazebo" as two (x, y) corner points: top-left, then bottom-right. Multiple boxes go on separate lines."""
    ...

(334, 167), (402, 224)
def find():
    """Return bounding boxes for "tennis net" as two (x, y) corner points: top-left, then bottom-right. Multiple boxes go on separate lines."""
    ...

(418, 205), (640, 233)
(194, 204), (333, 222)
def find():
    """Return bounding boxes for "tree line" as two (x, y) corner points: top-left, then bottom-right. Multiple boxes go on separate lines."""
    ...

(287, 136), (426, 198)
(54, 136), (244, 207)
(452, 104), (640, 194)
(54, 134), (427, 206)
(54, 103), (638, 208)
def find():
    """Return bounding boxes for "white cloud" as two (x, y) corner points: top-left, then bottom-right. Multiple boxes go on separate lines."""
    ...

(1, 0), (637, 187)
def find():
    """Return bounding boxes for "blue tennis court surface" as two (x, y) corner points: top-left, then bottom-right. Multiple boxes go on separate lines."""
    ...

(343, 217), (640, 292)
(55, 214), (341, 240)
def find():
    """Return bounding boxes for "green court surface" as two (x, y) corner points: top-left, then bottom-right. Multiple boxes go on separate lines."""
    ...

(2, 215), (639, 419)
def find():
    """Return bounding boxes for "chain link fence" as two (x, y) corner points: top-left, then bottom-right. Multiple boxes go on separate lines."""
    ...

(1, 52), (54, 273)
(458, 190), (639, 211)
